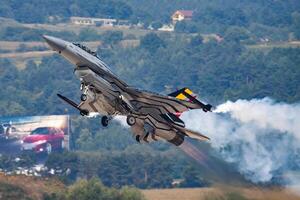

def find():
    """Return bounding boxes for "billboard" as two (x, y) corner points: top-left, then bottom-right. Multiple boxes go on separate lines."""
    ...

(0, 115), (69, 155)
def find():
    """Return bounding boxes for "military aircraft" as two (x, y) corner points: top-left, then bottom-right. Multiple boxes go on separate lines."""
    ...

(43, 35), (212, 146)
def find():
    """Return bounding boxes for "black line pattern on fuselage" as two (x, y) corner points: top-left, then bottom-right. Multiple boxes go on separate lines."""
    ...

(81, 55), (193, 136)
(107, 78), (197, 112)
(128, 90), (198, 111)
(135, 114), (173, 132)
(130, 93), (181, 113)
(131, 100), (171, 114)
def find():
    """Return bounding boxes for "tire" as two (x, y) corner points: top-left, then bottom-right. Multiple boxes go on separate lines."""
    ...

(81, 94), (87, 101)
(135, 135), (140, 143)
(101, 116), (109, 127)
(46, 143), (52, 155)
(126, 115), (136, 126)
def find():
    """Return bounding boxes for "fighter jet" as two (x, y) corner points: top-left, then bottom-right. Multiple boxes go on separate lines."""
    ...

(43, 35), (212, 146)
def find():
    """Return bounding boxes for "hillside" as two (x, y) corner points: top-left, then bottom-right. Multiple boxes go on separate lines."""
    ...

(0, 13), (299, 189)
(0, 0), (300, 198)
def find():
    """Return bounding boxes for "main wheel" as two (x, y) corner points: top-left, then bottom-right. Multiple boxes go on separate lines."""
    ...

(81, 94), (87, 101)
(135, 135), (140, 143)
(126, 115), (136, 126)
(101, 116), (109, 127)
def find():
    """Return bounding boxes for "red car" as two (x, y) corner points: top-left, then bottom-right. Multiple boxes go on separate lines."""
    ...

(21, 127), (65, 154)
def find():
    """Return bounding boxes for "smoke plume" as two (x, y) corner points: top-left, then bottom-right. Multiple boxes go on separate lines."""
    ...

(181, 97), (300, 183)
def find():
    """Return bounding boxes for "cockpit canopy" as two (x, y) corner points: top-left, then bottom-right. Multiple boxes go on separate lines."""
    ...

(73, 43), (98, 57)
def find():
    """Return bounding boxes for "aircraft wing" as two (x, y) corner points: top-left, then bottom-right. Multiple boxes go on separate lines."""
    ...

(160, 112), (210, 141)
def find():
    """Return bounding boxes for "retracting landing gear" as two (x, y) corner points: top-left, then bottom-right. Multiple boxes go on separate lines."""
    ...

(101, 116), (109, 127)
(81, 94), (87, 101)
(80, 83), (89, 102)
(135, 135), (140, 143)
(126, 115), (136, 126)
(101, 115), (113, 127)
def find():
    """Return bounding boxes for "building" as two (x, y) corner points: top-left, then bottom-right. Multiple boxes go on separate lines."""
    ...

(171, 178), (184, 187)
(171, 10), (193, 23)
(70, 17), (117, 26)
(158, 24), (174, 32)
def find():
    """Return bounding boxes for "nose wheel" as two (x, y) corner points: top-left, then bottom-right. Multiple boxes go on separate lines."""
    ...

(81, 94), (87, 101)
(80, 84), (89, 101)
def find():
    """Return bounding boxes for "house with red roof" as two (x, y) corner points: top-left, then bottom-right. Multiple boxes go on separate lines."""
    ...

(171, 10), (193, 23)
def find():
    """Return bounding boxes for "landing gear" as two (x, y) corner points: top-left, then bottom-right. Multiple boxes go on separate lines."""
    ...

(101, 116), (109, 127)
(81, 94), (87, 101)
(135, 135), (140, 143)
(80, 83), (89, 101)
(126, 115), (136, 126)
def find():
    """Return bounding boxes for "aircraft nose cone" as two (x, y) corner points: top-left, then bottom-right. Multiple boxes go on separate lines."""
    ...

(43, 35), (66, 52)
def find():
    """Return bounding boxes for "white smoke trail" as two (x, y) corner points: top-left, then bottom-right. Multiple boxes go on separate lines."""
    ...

(114, 115), (129, 127)
(215, 98), (300, 139)
(181, 98), (300, 183)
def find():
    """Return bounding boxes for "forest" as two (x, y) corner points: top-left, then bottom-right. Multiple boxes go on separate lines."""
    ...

(0, 1), (299, 26)
(1, 31), (299, 117)
(0, 0), (299, 195)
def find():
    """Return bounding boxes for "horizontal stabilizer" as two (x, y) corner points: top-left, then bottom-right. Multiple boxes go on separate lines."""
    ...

(184, 128), (210, 141)
(57, 94), (88, 116)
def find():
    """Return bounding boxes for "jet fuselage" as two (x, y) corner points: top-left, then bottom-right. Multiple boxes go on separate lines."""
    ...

(43, 35), (211, 146)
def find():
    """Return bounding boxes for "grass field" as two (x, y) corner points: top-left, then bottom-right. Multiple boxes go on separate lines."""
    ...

(142, 186), (300, 200)
(0, 40), (101, 69)
(0, 174), (299, 200)
(0, 39), (139, 69)
(0, 40), (101, 51)
(0, 173), (65, 199)
(247, 41), (300, 50)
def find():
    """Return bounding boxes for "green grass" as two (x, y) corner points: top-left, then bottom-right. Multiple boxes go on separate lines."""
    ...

(0, 182), (32, 200)
(246, 42), (300, 50)
(204, 192), (248, 200)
